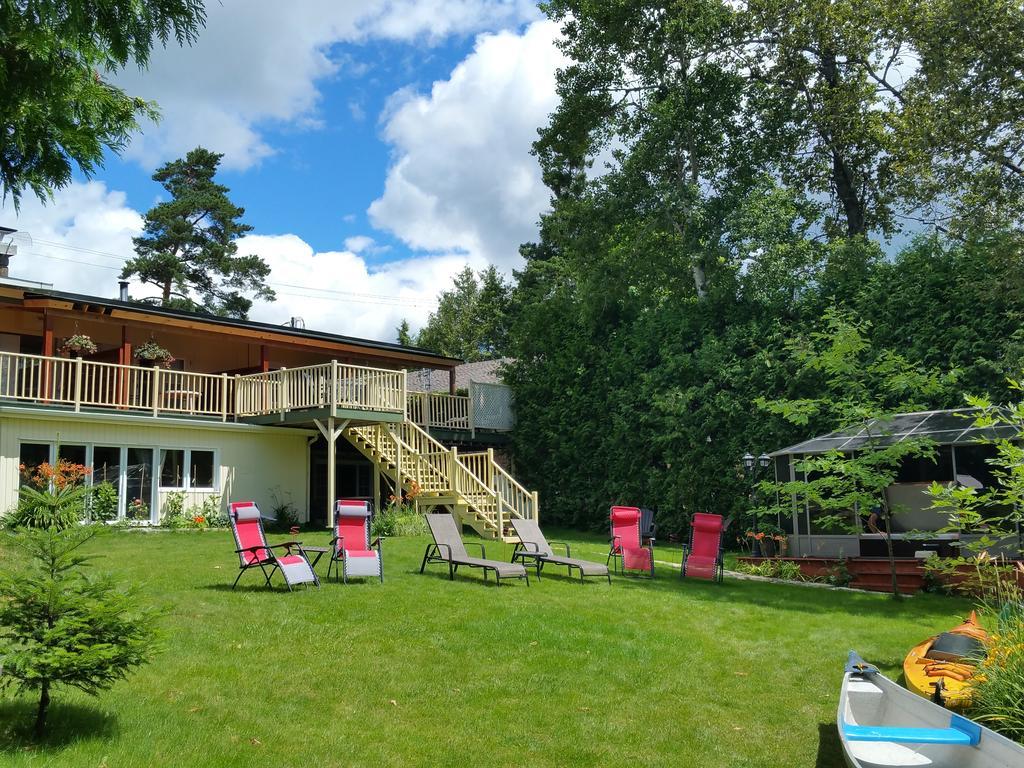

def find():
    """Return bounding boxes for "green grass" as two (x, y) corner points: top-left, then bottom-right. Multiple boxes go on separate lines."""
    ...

(0, 528), (971, 767)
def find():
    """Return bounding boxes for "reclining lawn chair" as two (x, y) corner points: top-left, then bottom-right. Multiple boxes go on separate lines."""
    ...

(229, 501), (319, 590)
(608, 506), (654, 577)
(639, 507), (657, 547)
(510, 518), (610, 584)
(420, 513), (528, 585)
(327, 499), (383, 583)
(680, 512), (725, 583)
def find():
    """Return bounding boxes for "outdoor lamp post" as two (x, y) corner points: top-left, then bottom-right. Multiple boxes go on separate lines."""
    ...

(742, 451), (773, 557)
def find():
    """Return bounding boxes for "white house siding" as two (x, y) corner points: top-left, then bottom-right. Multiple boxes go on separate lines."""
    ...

(0, 408), (313, 523)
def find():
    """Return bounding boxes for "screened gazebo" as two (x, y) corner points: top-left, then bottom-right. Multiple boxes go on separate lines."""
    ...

(769, 408), (1020, 559)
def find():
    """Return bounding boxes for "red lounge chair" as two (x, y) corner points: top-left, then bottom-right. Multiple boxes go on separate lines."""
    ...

(327, 500), (383, 583)
(681, 512), (725, 582)
(229, 501), (319, 590)
(608, 506), (654, 576)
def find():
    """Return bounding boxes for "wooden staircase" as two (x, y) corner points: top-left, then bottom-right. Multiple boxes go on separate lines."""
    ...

(344, 420), (537, 541)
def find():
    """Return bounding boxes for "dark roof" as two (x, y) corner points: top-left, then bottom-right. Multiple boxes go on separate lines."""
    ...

(19, 286), (461, 366)
(771, 408), (1019, 456)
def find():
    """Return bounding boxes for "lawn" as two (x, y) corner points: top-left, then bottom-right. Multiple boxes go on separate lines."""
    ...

(0, 528), (971, 767)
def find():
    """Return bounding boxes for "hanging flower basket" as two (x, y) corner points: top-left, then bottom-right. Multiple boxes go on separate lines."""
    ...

(58, 334), (98, 356)
(134, 340), (175, 368)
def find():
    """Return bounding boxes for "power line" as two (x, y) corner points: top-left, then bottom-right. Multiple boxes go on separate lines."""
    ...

(25, 242), (439, 307)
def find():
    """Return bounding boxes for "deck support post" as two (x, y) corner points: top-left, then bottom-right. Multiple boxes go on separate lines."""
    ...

(315, 417), (349, 529)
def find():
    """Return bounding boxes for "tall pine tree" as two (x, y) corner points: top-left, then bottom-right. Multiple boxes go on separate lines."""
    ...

(122, 147), (274, 318)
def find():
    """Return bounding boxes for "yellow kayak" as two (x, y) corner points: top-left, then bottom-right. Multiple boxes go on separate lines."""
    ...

(903, 611), (987, 708)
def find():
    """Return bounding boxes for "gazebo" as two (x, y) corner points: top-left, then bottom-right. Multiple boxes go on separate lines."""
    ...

(768, 408), (1021, 559)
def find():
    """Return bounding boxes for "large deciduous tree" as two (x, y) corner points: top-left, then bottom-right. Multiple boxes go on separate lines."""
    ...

(0, 0), (206, 206)
(504, 0), (1024, 534)
(414, 266), (512, 361)
(122, 147), (274, 318)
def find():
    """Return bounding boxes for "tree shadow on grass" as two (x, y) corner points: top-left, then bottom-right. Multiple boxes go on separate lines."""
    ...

(0, 699), (116, 754)
(815, 722), (845, 768)
(606, 564), (966, 621)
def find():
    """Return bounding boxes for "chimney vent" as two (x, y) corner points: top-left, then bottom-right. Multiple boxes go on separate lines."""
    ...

(118, 281), (129, 301)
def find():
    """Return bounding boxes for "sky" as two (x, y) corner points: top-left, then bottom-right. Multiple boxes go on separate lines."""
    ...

(0, 0), (566, 343)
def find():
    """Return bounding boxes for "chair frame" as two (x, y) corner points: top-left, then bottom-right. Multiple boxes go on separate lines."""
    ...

(680, 513), (727, 583)
(327, 501), (383, 584)
(229, 503), (319, 591)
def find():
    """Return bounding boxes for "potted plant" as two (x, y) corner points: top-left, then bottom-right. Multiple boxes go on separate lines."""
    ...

(58, 333), (98, 356)
(134, 340), (175, 368)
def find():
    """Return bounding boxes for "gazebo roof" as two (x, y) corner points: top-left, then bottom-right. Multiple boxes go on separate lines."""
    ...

(771, 408), (1019, 456)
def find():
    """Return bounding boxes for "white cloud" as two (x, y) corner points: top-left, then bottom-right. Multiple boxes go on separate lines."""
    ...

(343, 235), (376, 253)
(0, 182), (466, 343)
(369, 20), (565, 270)
(114, 0), (541, 170)
(242, 234), (479, 341)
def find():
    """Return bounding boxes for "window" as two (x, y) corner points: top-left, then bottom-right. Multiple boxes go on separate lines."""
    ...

(58, 444), (87, 467)
(125, 448), (154, 521)
(158, 448), (217, 490)
(19, 442), (50, 489)
(190, 450), (215, 489)
(160, 449), (185, 488)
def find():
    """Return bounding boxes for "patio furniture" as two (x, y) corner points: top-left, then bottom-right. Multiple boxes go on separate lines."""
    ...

(229, 501), (319, 590)
(420, 512), (529, 585)
(639, 506), (657, 546)
(510, 518), (610, 584)
(680, 512), (725, 582)
(327, 499), (383, 583)
(608, 506), (654, 576)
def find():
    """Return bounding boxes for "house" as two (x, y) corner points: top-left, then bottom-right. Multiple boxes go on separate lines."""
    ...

(0, 276), (536, 539)
(769, 408), (1021, 559)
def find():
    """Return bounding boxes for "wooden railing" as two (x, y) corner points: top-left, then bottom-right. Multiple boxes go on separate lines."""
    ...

(407, 391), (470, 430)
(461, 449), (538, 523)
(0, 350), (234, 420)
(235, 361), (406, 418)
(0, 351), (404, 422)
(347, 421), (534, 537)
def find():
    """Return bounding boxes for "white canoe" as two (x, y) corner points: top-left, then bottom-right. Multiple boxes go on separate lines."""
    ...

(838, 651), (1024, 768)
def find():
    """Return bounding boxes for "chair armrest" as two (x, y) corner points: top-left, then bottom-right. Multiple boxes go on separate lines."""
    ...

(234, 545), (264, 554)
(431, 543), (453, 561)
(517, 541), (541, 553)
(465, 541), (486, 558)
(549, 541), (571, 556)
(370, 537), (382, 549)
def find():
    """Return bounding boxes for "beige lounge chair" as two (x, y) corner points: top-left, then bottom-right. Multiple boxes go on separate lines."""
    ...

(420, 513), (528, 586)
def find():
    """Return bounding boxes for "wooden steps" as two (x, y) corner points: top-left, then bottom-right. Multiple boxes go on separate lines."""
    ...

(342, 420), (537, 540)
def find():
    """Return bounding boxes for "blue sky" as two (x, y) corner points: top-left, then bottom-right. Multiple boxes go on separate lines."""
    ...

(1, 1), (563, 340)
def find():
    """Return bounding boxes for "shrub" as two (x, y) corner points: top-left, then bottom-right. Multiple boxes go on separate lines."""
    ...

(160, 491), (188, 528)
(5, 484), (88, 530)
(371, 504), (427, 538)
(195, 495), (227, 528)
(736, 559), (806, 581)
(825, 558), (853, 587)
(88, 481), (119, 523)
(0, 526), (157, 736)
(969, 562), (1024, 743)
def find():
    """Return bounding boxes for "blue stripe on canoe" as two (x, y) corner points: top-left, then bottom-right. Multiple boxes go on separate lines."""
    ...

(843, 715), (981, 746)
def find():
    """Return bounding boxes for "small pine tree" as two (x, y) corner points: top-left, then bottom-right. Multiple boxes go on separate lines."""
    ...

(0, 527), (157, 736)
